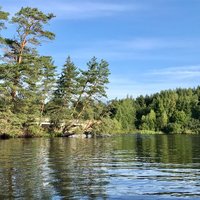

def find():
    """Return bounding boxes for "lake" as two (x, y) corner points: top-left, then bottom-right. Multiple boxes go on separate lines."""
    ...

(0, 134), (200, 199)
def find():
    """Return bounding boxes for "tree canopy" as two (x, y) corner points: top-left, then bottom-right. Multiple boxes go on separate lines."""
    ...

(111, 87), (200, 134)
(1, 6), (200, 138)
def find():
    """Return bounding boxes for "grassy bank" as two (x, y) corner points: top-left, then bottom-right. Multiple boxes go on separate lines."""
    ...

(134, 130), (164, 134)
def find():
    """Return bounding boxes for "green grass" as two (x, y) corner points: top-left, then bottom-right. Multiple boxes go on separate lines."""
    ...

(134, 130), (164, 134)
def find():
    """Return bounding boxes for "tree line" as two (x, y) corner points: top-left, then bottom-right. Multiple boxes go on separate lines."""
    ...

(0, 6), (118, 137)
(1, 6), (200, 137)
(112, 87), (200, 134)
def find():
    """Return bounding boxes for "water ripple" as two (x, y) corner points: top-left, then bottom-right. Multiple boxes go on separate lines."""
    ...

(0, 135), (200, 199)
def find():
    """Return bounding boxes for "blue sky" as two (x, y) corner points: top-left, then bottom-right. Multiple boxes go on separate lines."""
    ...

(1, 0), (200, 100)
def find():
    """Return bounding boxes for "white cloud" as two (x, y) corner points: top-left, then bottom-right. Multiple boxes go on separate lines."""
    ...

(56, 2), (134, 12)
(56, 37), (200, 62)
(148, 66), (200, 79)
(45, 1), (141, 20)
(107, 76), (200, 100)
(70, 37), (197, 50)
(1, 0), (142, 20)
(106, 65), (200, 100)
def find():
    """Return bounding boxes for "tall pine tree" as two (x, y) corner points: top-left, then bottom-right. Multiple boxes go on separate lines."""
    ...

(4, 7), (55, 102)
(0, 7), (56, 135)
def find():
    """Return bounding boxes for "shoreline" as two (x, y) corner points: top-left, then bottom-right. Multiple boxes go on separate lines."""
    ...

(0, 130), (198, 139)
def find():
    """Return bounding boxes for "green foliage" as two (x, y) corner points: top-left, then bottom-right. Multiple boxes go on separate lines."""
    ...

(92, 117), (121, 136)
(111, 87), (200, 134)
(0, 110), (23, 136)
(10, 7), (56, 45)
(0, 6), (9, 42)
(140, 109), (156, 131)
(171, 110), (186, 125)
(47, 56), (81, 129)
(136, 130), (163, 134)
(187, 118), (200, 134)
(0, 6), (9, 28)
(0, 6), (56, 137)
(165, 123), (183, 134)
(27, 125), (41, 136)
(114, 97), (136, 132)
(39, 56), (57, 115)
(49, 56), (111, 133)
(54, 55), (80, 109)
(1, 6), (56, 104)
(73, 127), (84, 135)
(1, 6), (200, 138)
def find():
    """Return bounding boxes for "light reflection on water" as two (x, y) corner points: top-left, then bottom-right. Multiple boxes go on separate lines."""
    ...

(0, 134), (200, 199)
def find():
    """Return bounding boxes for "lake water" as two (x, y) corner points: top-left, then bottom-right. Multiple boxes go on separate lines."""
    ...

(0, 134), (200, 199)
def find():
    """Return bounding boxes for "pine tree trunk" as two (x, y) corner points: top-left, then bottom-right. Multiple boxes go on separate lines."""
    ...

(62, 97), (67, 109)
(76, 93), (92, 119)
(11, 32), (27, 102)
(71, 86), (86, 116)
(41, 97), (46, 114)
(63, 84), (70, 109)
(66, 93), (92, 131)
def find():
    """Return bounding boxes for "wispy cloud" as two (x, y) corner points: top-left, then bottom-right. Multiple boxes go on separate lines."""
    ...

(2, 0), (142, 20)
(45, 1), (142, 20)
(58, 37), (200, 62)
(148, 66), (200, 79)
(106, 64), (200, 99)
(103, 38), (197, 50)
(55, 2), (134, 12)
(108, 71), (200, 99)
(70, 37), (198, 50)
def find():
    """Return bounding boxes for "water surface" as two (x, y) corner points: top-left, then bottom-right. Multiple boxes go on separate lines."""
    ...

(0, 134), (200, 199)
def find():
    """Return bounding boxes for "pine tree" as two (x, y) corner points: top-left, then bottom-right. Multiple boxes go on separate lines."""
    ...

(72, 57), (100, 115)
(56, 56), (80, 109)
(47, 56), (80, 129)
(74, 57), (110, 120)
(5, 7), (55, 102)
(66, 57), (110, 132)
(0, 7), (55, 135)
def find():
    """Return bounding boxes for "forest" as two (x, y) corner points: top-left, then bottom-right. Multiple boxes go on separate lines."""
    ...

(0, 6), (200, 137)
(113, 87), (200, 134)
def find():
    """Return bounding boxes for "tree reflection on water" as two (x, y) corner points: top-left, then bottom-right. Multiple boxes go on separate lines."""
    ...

(0, 134), (200, 199)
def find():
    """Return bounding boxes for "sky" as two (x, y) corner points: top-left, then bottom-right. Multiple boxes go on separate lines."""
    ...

(1, 0), (200, 100)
